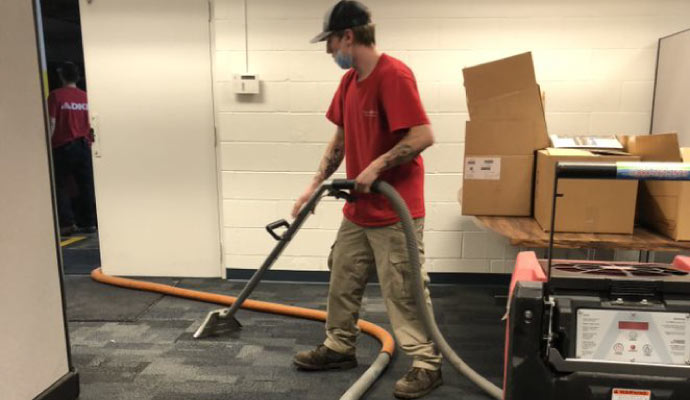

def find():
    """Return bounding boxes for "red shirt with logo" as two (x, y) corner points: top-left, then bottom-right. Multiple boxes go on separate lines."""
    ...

(47, 86), (91, 149)
(326, 54), (429, 227)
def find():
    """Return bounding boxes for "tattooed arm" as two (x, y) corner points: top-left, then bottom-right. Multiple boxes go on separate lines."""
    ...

(314, 127), (346, 184)
(355, 124), (434, 193)
(291, 127), (345, 218)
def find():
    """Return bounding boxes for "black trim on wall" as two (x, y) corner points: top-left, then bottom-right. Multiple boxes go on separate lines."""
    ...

(34, 370), (79, 400)
(226, 268), (510, 286)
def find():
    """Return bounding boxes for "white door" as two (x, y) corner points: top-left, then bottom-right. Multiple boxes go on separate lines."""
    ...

(80, 0), (221, 277)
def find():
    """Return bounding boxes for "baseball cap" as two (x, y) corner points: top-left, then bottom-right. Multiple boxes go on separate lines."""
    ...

(310, 1), (371, 43)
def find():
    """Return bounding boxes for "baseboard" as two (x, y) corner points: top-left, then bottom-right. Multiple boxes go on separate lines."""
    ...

(226, 268), (510, 286)
(34, 369), (79, 400)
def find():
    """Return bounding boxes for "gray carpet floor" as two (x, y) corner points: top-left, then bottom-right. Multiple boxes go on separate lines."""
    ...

(65, 275), (507, 400)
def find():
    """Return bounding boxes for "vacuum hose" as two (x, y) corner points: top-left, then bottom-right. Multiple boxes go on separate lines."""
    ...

(372, 180), (504, 400)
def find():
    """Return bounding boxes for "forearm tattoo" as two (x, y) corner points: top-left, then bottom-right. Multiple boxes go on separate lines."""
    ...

(315, 141), (344, 182)
(382, 143), (421, 169)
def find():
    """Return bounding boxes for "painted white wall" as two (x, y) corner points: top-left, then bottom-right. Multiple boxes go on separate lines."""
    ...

(0, 2), (71, 398)
(212, 0), (690, 274)
(80, 0), (222, 277)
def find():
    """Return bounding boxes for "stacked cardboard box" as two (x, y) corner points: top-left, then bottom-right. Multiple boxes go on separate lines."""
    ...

(623, 133), (690, 241)
(533, 149), (640, 234)
(461, 53), (549, 216)
(459, 53), (682, 237)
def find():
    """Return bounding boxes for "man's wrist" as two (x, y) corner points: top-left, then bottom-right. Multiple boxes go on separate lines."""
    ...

(310, 176), (325, 188)
(371, 157), (386, 174)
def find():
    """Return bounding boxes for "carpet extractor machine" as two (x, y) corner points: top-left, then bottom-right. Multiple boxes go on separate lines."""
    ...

(504, 161), (690, 400)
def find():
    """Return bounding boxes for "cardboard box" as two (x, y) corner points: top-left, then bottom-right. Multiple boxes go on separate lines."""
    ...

(623, 133), (682, 162)
(465, 120), (548, 155)
(624, 134), (690, 241)
(460, 53), (550, 217)
(462, 154), (534, 216)
(461, 120), (545, 216)
(463, 52), (548, 141)
(534, 148), (640, 234)
(466, 86), (548, 137)
(463, 52), (537, 100)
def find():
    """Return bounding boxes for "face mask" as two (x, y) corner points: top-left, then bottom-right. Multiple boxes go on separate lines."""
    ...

(334, 49), (353, 70)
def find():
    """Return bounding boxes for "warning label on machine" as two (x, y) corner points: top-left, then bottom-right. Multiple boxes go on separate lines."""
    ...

(576, 309), (690, 365)
(611, 388), (651, 400)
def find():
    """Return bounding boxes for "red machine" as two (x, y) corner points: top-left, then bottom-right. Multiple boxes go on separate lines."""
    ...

(503, 162), (690, 400)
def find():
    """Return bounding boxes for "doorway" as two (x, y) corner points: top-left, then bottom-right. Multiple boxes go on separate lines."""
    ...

(40, 0), (222, 277)
(41, 0), (100, 275)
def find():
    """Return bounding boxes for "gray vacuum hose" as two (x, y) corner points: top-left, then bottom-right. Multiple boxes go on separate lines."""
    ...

(340, 352), (391, 400)
(373, 181), (504, 400)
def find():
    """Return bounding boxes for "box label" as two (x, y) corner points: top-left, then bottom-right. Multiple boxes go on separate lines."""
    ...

(611, 388), (651, 400)
(465, 157), (501, 180)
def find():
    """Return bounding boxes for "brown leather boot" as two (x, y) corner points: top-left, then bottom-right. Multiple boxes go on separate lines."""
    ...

(393, 367), (443, 399)
(293, 344), (357, 370)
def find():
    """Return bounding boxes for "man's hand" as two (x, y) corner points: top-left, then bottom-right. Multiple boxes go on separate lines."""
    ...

(355, 159), (384, 193)
(354, 125), (434, 193)
(291, 183), (319, 218)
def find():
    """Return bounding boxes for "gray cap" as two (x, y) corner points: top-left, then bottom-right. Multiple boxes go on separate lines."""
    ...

(310, 1), (371, 43)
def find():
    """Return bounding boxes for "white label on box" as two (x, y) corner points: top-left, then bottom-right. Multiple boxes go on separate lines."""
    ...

(465, 157), (501, 180)
(611, 388), (651, 400)
(549, 134), (624, 149)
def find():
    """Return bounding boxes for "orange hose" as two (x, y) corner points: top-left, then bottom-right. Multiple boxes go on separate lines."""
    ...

(90, 268), (395, 355)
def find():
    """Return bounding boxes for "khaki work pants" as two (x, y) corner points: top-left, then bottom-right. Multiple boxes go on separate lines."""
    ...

(323, 217), (442, 370)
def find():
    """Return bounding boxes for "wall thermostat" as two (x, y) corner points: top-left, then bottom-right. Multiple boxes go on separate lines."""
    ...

(233, 74), (260, 94)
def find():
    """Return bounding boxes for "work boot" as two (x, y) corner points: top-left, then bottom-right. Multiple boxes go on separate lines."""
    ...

(393, 367), (443, 399)
(293, 344), (357, 370)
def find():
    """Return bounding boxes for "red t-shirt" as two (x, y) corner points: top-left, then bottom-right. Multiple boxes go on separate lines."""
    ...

(327, 54), (429, 227)
(47, 86), (91, 148)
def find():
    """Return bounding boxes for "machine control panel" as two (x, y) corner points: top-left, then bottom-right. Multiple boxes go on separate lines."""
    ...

(576, 309), (690, 365)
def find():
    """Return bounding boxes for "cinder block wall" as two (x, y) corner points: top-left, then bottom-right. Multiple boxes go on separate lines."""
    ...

(213, 0), (690, 274)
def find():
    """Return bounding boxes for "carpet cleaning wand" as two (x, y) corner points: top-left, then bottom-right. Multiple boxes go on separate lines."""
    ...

(190, 179), (394, 400)
(193, 181), (354, 339)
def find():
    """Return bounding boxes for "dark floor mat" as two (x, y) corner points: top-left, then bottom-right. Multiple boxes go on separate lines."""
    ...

(64, 275), (179, 322)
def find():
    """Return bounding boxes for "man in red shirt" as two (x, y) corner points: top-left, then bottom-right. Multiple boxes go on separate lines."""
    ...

(48, 61), (97, 236)
(292, 2), (442, 398)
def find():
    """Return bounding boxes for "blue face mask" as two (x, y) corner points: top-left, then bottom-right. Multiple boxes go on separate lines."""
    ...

(334, 49), (353, 70)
